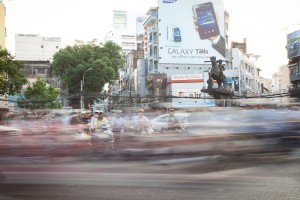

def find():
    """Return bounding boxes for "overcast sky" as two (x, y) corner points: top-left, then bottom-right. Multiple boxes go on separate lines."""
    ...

(4, 0), (300, 78)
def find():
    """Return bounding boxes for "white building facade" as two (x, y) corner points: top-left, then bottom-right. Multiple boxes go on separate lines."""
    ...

(271, 65), (291, 94)
(104, 10), (146, 56)
(143, 0), (229, 107)
(11, 34), (62, 110)
(229, 48), (262, 96)
(15, 33), (61, 61)
(111, 1), (265, 108)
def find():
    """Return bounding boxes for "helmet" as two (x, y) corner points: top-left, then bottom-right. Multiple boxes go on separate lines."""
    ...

(137, 108), (144, 113)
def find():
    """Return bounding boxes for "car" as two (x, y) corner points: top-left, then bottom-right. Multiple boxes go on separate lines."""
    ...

(150, 112), (190, 132)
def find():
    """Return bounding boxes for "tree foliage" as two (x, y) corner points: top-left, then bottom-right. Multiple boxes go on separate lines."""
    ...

(17, 79), (61, 109)
(51, 40), (125, 108)
(0, 48), (28, 95)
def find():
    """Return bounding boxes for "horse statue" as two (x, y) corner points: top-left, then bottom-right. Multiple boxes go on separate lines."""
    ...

(205, 56), (228, 90)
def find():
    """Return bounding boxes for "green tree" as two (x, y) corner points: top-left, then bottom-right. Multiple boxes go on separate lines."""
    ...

(18, 79), (61, 109)
(51, 40), (125, 108)
(0, 48), (28, 95)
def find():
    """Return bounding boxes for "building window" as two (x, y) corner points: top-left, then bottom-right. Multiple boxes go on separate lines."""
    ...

(290, 65), (299, 75)
(56, 46), (59, 49)
(36, 68), (46, 75)
(113, 10), (127, 29)
(41, 45), (44, 48)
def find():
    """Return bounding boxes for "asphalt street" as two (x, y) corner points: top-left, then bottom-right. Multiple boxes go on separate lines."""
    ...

(0, 158), (300, 200)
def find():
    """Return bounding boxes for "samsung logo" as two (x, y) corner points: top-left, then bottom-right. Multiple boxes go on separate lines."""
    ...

(163, 0), (177, 3)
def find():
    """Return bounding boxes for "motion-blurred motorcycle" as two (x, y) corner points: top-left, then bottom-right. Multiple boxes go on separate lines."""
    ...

(89, 124), (114, 153)
(165, 117), (186, 133)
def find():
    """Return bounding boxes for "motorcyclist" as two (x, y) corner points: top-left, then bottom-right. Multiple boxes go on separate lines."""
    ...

(88, 110), (113, 150)
(133, 108), (152, 134)
(89, 110), (110, 132)
(167, 108), (184, 132)
(111, 110), (127, 149)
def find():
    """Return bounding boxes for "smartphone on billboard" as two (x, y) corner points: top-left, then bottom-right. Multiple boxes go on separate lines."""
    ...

(192, 2), (220, 40)
(167, 26), (174, 40)
(173, 27), (181, 42)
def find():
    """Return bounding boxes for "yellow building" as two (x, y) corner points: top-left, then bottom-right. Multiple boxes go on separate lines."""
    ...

(0, 0), (8, 118)
(0, 1), (6, 49)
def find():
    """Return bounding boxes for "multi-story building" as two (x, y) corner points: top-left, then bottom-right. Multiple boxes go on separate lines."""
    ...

(15, 34), (61, 88)
(11, 33), (62, 110)
(0, 0), (6, 49)
(232, 38), (247, 54)
(278, 65), (291, 92)
(271, 65), (290, 93)
(115, 1), (265, 108)
(15, 33), (61, 61)
(271, 73), (280, 93)
(104, 10), (144, 108)
(287, 29), (300, 98)
(106, 10), (149, 108)
(120, 39), (146, 107)
(104, 10), (144, 56)
(142, 0), (229, 108)
(0, 0), (8, 117)
(141, 0), (264, 108)
(259, 77), (272, 94)
(227, 48), (262, 97)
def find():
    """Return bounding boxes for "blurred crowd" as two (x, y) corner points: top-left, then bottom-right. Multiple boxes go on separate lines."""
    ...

(1, 106), (300, 164)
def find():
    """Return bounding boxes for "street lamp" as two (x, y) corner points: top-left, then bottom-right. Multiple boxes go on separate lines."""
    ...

(203, 70), (209, 105)
(81, 68), (92, 111)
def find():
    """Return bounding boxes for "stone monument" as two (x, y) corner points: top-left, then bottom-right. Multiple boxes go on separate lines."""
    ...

(201, 56), (234, 106)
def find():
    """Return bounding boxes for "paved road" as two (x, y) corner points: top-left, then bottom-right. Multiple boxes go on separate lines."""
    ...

(0, 158), (300, 200)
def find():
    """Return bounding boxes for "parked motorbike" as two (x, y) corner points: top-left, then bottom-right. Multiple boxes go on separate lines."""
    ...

(89, 124), (114, 153)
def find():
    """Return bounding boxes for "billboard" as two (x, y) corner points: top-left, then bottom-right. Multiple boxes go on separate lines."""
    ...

(226, 76), (239, 92)
(158, 0), (225, 64)
(169, 74), (215, 107)
(287, 30), (300, 59)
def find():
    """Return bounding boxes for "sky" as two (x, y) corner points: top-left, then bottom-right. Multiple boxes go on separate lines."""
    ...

(3, 0), (300, 78)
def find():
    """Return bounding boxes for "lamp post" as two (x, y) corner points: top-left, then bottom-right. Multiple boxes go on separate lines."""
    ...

(202, 70), (209, 105)
(81, 68), (92, 111)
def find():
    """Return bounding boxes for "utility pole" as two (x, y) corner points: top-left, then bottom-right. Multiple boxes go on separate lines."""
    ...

(80, 79), (83, 111)
(80, 68), (92, 111)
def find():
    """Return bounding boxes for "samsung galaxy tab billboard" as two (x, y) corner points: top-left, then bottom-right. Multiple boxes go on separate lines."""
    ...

(158, 0), (225, 64)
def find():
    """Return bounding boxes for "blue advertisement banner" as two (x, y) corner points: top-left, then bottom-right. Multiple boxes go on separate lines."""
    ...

(287, 30), (300, 59)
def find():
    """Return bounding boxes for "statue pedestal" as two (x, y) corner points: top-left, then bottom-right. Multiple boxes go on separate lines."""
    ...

(201, 88), (234, 107)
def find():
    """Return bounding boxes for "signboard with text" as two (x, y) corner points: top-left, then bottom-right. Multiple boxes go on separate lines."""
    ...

(158, 0), (225, 64)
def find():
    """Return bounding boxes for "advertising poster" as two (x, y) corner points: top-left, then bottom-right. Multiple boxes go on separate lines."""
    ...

(170, 74), (215, 107)
(287, 30), (300, 59)
(158, 0), (225, 64)
(226, 76), (239, 92)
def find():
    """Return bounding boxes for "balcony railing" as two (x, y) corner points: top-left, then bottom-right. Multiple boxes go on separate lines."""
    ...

(148, 39), (158, 45)
(149, 54), (159, 60)
(143, 12), (158, 26)
(148, 26), (157, 33)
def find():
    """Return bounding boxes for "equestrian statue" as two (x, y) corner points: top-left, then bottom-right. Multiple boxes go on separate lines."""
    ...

(205, 56), (229, 90)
